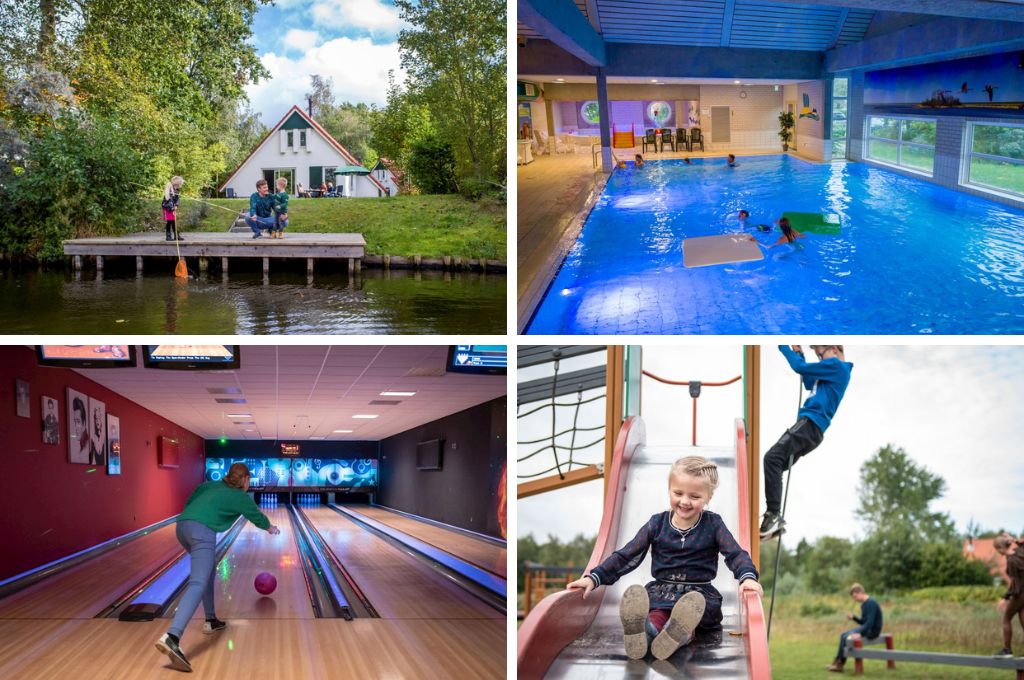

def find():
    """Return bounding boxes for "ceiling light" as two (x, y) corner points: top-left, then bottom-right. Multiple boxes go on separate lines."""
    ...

(243, 429), (256, 433)
(352, 414), (378, 419)
(380, 391), (416, 397)
(333, 429), (354, 433)
(733, 80), (741, 84)
(651, 79), (658, 83)
(227, 413), (251, 418)
(308, 436), (325, 440)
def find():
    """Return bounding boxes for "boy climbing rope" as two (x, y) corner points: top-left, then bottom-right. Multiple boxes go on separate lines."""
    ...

(759, 345), (853, 540)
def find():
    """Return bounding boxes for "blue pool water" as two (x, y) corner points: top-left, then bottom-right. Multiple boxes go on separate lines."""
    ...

(526, 155), (1024, 334)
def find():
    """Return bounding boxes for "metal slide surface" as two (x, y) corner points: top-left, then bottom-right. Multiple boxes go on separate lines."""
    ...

(546, 444), (750, 679)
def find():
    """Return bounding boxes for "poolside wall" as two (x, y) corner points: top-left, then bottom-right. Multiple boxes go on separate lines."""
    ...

(846, 69), (1024, 211)
(697, 85), (782, 152)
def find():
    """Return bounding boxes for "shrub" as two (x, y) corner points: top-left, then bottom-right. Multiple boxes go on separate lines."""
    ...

(407, 134), (458, 194)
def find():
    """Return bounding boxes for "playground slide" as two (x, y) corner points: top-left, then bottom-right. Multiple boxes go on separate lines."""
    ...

(518, 417), (771, 679)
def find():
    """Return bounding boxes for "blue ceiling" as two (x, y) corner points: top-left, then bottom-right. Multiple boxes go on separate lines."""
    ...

(519, 0), (877, 52)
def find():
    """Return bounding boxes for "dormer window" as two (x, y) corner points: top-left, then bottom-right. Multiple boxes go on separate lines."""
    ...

(287, 131), (294, 148)
(300, 131), (307, 147)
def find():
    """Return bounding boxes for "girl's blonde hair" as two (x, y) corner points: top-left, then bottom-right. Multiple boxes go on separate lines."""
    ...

(164, 176), (184, 201)
(276, 177), (288, 188)
(670, 456), (719, 494)
(223, 462), (250, 489)
(995, 534), (1017, 552)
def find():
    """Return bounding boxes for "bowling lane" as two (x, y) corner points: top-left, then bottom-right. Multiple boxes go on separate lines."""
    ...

(302, 506), (502, 620)
(349, 504), (506, 578)
(0, 522), (183, 620)
(172, 506), (315, 621)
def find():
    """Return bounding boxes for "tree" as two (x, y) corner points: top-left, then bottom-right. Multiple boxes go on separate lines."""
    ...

(856, 445), (956, 542)
(854, 520), (924, 591)
(370, 71), (435, 173)
(913, 542), (994, 588)
(804, 536), (856, 593)
(407, 134), (457, 194)
(305, 75), (334, 119)
(319, 102), (375, 163)
(394, 0), (505, 186)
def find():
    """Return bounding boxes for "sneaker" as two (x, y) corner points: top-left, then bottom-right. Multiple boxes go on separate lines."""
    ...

(651, 591), (705, 660)
(826, 657), (846, 672)
(166, 233), (174, 241)
(252, 232), (261, 239)
(994, 648), (1014, 658)
(619, 584), (650, 660)
(155, 632), (192, 672)
(759, 512), (786, 540)
(176, 233), (185, 240)
(202, 618), (226, 635)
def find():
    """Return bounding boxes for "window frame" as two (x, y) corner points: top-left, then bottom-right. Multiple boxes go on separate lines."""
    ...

(962, 121), (1024, 201)
(830, 77), (849, 160)
(864, 115), (936, 176)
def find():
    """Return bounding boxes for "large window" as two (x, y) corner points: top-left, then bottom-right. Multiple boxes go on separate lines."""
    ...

(831, 78), (848, 158)
(865, 116), (935, 175)
(964, 122), (1024, 199)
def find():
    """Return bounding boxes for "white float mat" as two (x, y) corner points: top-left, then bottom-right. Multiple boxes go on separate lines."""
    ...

(683, 234), (764, 268)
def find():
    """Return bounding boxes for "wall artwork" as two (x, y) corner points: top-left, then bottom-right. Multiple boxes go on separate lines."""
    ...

(865, 49), (1024, 114)
(15, 379), (30, 418)
(106, 414), (121, 475)
(88, 398), (106, 467)
(41, 396), (60, 445)
(799, 92), (820, 120)
(67, 388), (90, 463)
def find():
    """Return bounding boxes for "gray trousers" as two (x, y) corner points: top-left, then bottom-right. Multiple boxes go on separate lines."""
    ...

(169, 520), (217, 638)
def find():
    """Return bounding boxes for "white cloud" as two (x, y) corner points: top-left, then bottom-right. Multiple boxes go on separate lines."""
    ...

(246, 36), (402, 122)
(311, 0), (403, 34)
(283, 29), (321, 52)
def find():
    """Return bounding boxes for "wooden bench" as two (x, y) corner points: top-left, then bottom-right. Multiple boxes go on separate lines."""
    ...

(846, 633), (1024, 678)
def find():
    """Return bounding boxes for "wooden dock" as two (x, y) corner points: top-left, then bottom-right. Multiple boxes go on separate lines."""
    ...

(63, 232), (366, 276)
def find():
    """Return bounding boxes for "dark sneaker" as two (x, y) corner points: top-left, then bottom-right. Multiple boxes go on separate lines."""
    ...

(155, 632), (192, 672)
(826, 657), (846, 672)
(759, 512), (786, 539)
(994, 648), (1014, 658)
(166, 233), (174, 241)
(651, 591), (705, 660)
(202, 618), (226, 635)
(252, 232), (261, 239)
(619, 584), (650, 660)
(176, 234), (185, 240)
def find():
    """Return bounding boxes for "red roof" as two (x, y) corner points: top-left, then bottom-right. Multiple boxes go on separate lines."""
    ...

(964, 538), (1008, 582)
(218, 105), (387, 194)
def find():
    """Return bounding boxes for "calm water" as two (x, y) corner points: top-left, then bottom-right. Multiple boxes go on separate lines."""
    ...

(0, 267), (506, 334)
(527, 155), (1024, 334)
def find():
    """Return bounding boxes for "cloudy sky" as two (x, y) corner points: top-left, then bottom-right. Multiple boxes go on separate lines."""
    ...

(517, 345), (1024, 547)
(244, 0), (405, 125)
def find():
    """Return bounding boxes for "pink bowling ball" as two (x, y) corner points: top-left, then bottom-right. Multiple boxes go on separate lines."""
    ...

(254, 572), (277, 595)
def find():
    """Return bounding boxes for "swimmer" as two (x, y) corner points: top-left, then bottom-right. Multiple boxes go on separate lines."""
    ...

(727, 154), (737, 167)
(748, 217), (805, 247)
(684, 157), (692, 165)
(739, 210), (772, 232)
(635, 154), (645, 168)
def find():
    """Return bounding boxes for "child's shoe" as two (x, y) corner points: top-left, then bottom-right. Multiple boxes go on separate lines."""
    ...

(155, 632), (192, 672)
(994, 647), (1014, 658)
(202, 618), (226, 634)
(759, 512), (786, 539)
(651, 591), (705, 660)
(825, 657), (846, 672)
(619, 584), (650, 659)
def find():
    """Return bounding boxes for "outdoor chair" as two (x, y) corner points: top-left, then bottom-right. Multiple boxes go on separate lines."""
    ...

(676, 128), (689, 152)
(689, 127), (705, 152)
(642, 129), (658, 153)
(660, 129), (675, 152)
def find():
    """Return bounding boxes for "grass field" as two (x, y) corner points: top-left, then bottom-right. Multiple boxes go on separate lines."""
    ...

(154, 194), (507, 260)
(769, 589), (1016, 679)
(864, 143), (1024, 196)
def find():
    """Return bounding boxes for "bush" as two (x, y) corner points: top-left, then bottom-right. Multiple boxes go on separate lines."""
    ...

(911, 584), (1004, 604)
(407, 134), (458, 194)
(913, 543), (996, 589)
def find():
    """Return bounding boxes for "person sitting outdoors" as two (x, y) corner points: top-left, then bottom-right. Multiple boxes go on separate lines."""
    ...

(827, 584), (883, 672)
(326, 181), (335, 196)
(244, 179), (276, 240)
(318, 182), (328, 196)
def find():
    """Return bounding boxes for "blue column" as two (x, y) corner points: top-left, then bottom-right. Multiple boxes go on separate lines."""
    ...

(597, 70), (612, 172)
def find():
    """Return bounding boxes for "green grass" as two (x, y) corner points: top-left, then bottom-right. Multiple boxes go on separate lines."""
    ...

(769, 590), (1014, 679)
(968, 158), (1024, 195)
(153, 194), (507, 260)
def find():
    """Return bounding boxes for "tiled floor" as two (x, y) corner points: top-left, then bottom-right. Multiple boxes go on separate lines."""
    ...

(516, 144), (809, 331)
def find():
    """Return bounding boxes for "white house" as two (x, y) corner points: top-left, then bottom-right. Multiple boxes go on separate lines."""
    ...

(370, 158), (401, 196)
(219, 105), (393, 198)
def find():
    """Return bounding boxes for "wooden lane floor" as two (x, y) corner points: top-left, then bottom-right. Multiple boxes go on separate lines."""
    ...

(170, 507), (314, 623)
(347, 505), (506, 579)
(301, 506), (502, 621)
(0, 617), (505, 679)
(0, 522), (182, 620)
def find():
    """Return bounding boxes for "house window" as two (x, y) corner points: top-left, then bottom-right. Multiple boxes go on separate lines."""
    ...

(287, 131), (294, 148)
(300, 131), (306, 147)
(964, 122), (1024, 199)
(831, 78), (848, 159)
(865, 116), (935, 175)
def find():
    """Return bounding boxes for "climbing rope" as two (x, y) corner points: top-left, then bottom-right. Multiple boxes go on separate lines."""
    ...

(767, 377), (803, 641)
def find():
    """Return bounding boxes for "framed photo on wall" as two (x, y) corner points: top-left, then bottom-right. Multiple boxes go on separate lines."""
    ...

(41, 395), (60, 445)
(106, 414), (121, 475)
(67, 388), (90, 464)
(88, 398), (106, 467)
(15, 379), (29, 418)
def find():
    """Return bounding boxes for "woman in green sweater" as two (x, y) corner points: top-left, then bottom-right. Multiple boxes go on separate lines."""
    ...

(155, 462), (279, 672)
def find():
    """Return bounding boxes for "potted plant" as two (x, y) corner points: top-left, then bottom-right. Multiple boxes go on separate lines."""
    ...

(778, 111), (795, 151)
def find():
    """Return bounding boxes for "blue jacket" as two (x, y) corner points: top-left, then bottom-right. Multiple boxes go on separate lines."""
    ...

(249, 191), (275, 218)
(853, 597), (883, 639)
(779, 346), (852, 433)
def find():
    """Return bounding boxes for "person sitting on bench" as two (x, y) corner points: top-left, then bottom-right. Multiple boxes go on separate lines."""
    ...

(828, 583), (883, 672)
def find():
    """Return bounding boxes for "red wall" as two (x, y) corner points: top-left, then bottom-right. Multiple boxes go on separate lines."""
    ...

(0, 346), (204, 581)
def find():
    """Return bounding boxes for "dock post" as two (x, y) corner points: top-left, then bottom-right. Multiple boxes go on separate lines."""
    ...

(199, 257), (208, 273)
(348, 258), (355, 275)
(354, 258), (361, 273)
(95, 255), (104, 272)
(307, 258), (314, 277)
(136, 256), (144, 275)
(221, 257), (229, 274)
(73, 255), (82, 272)
(479, 257), (487, 273)
(263, 257), (269, 275)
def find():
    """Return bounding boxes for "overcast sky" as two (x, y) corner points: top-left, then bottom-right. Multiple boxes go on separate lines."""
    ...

(245, 0), (404, 125)
(517, 345), (1024, 547)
